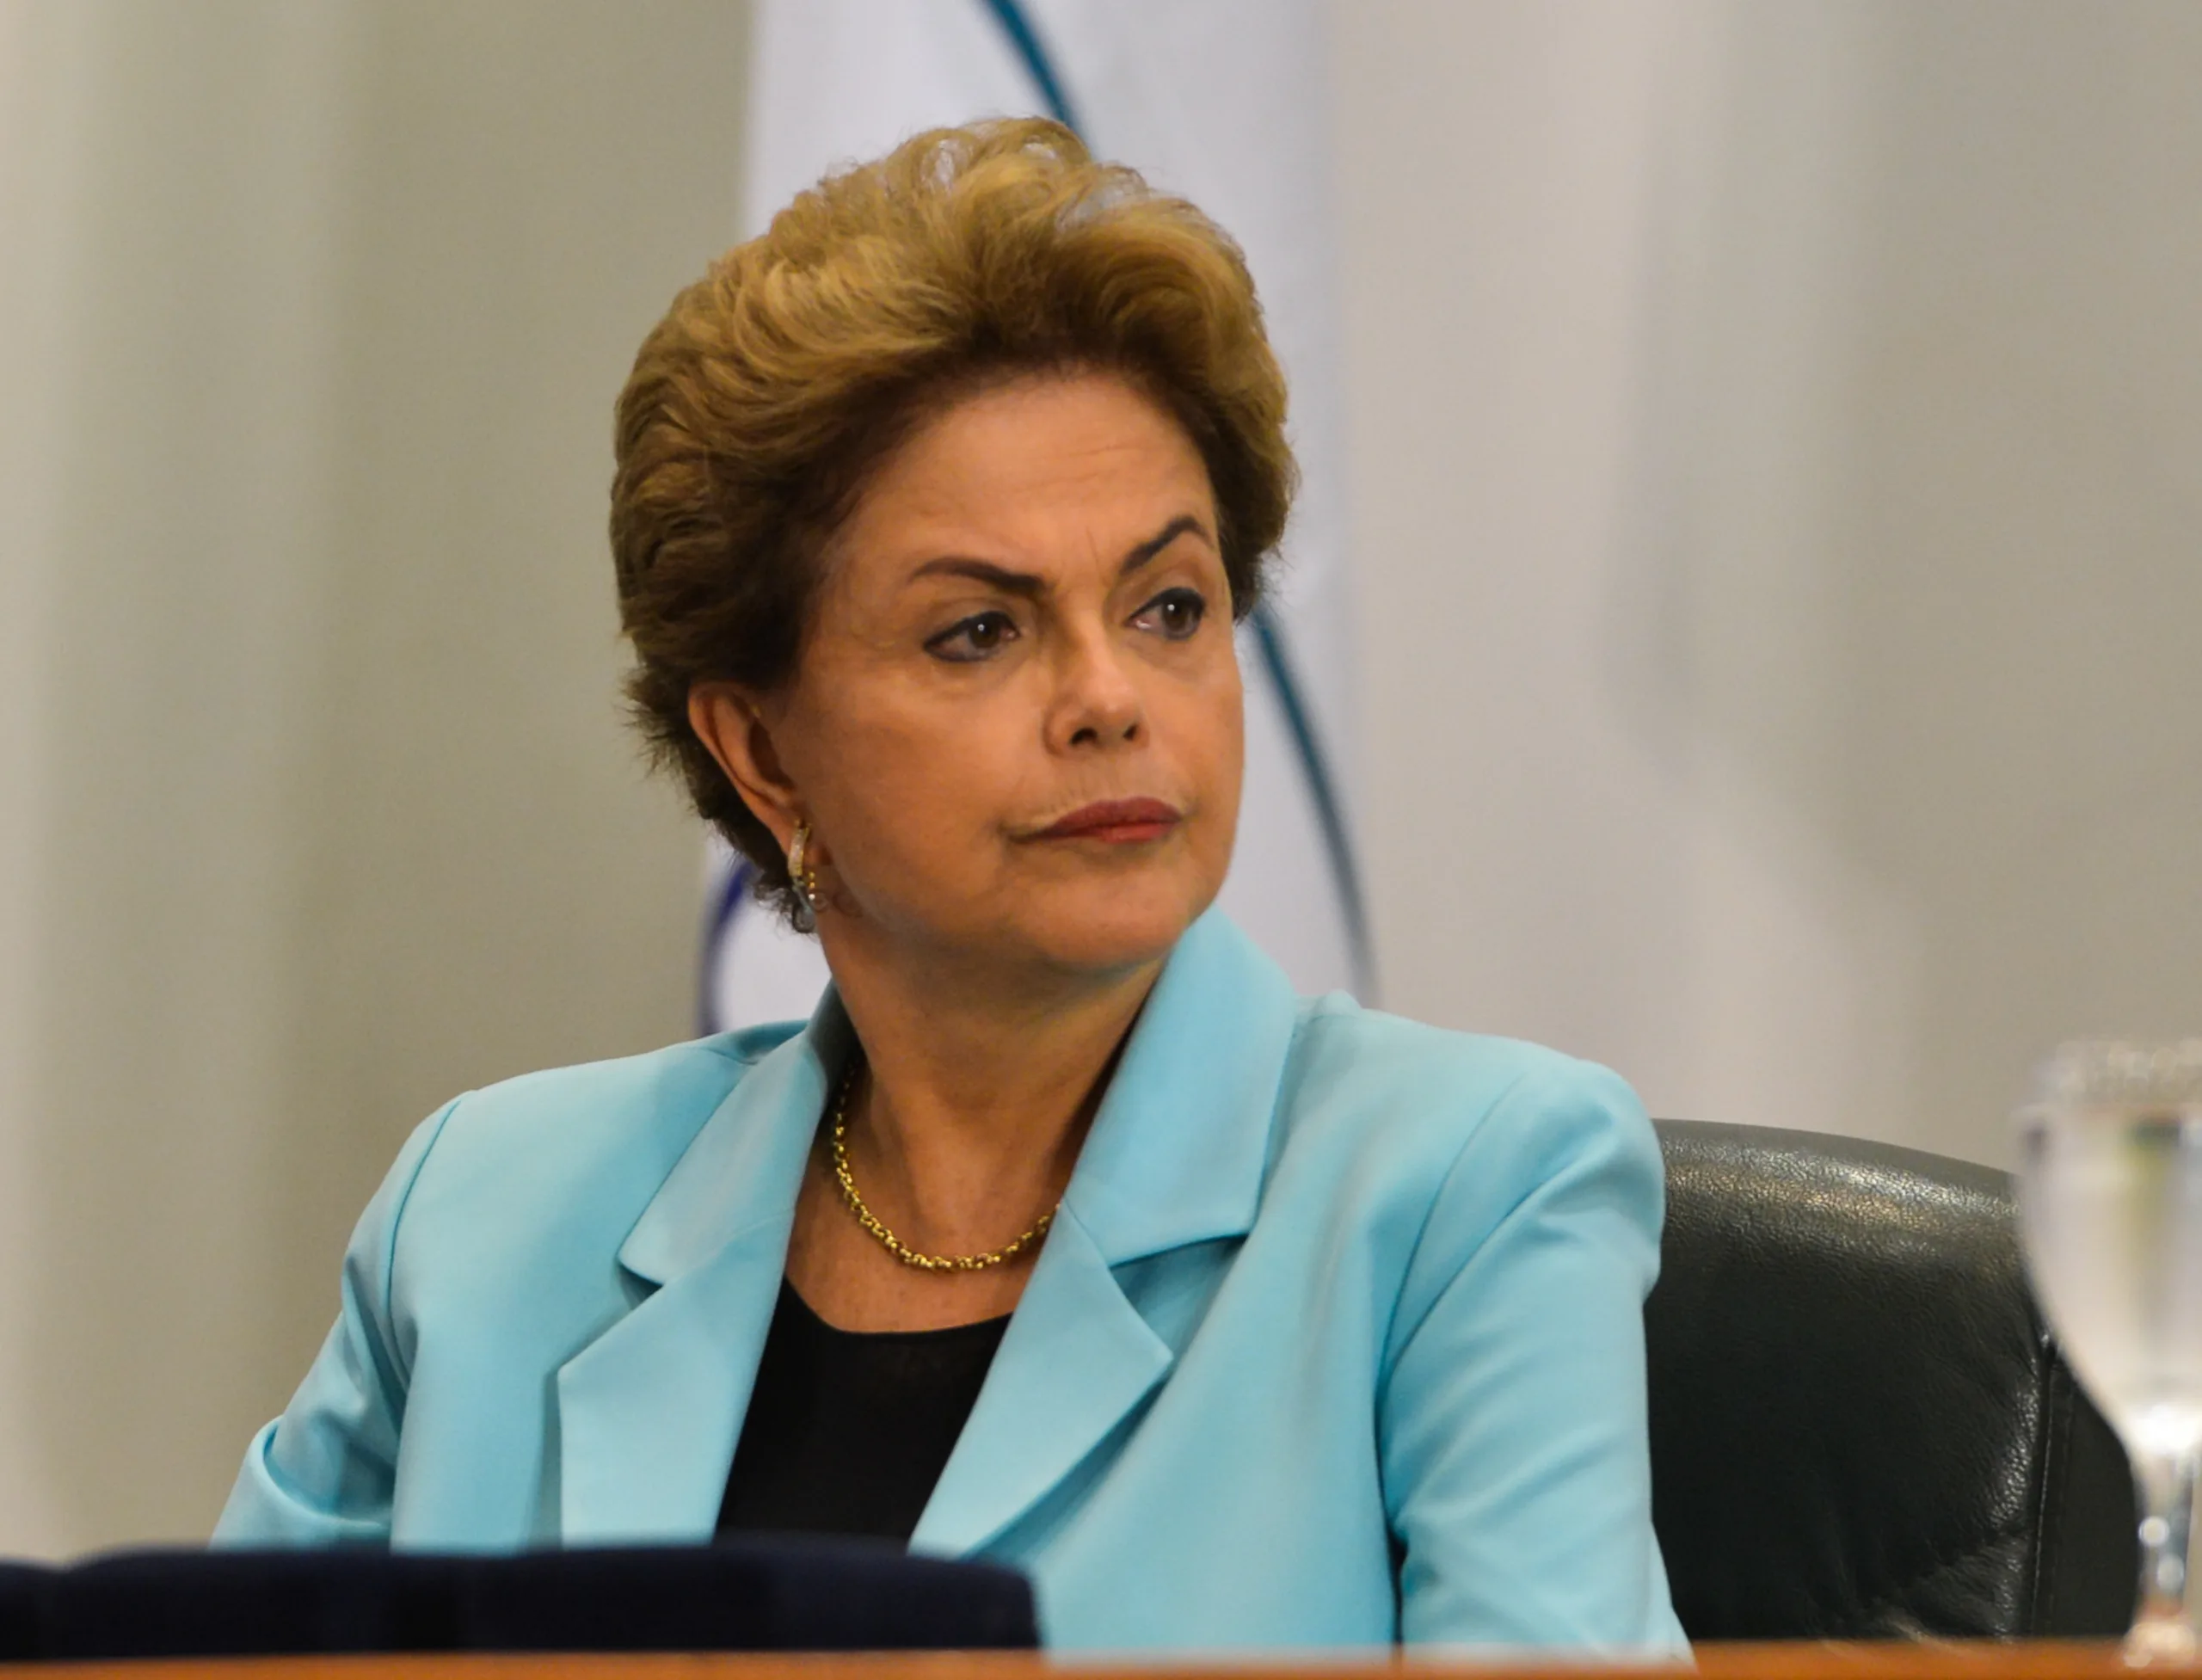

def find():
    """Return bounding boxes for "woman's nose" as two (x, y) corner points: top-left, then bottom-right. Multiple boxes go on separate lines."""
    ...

(1047, 630), (1145, 751)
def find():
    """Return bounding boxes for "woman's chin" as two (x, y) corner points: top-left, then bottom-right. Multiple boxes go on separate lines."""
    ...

(990, 883), (1213, 980)
(843, 859), (1223, 987)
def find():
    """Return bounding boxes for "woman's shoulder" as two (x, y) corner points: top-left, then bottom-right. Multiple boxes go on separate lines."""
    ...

(1298, 988), (1605, 1072)
(382, 1025), (803, 1255)
(1267, 994), (1664, 1239)
(427, 1025), (795, 1162)
(1284, 994), (1646, 1129)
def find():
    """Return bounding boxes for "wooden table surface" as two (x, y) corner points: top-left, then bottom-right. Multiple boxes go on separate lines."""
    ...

(0, 1643), (2187, 1680)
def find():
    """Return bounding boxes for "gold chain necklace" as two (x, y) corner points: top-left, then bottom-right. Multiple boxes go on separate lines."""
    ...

(827, 1066), (1056, 1272)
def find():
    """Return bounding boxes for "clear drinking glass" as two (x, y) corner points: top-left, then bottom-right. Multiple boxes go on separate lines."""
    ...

(2017, 1040), (2202, 1665)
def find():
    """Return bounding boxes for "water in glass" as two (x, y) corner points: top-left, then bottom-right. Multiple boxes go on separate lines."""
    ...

(2018, 1040), (2202, 1665)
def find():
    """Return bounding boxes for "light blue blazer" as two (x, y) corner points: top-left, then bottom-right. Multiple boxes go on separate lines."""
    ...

(216, 910), (1685, 1654)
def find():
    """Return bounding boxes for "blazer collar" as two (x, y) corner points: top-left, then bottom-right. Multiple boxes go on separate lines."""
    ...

(615, 992), (851, 1289)
(556, 989), (846, 1543)
(913, 909), (1301, 1556)
(555, 908), (1300, 1550)
(1057, 908), (1298, 1265)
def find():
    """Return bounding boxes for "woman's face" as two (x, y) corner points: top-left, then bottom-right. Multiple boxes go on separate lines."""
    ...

(716, 370), (1244, 985)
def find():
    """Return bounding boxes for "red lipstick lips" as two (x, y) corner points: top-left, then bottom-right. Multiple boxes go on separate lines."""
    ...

(1031, 797), (1184, 843)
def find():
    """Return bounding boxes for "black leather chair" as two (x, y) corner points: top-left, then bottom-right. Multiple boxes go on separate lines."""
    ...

(1648, 1120), (2140, 1640)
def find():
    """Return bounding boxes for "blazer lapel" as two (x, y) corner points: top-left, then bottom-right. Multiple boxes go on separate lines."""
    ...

(555, 996), (852, 1544)
(911, 910), (1300, 1556)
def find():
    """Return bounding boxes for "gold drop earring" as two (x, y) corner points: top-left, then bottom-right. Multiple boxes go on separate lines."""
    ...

(786, 822), (822, 932)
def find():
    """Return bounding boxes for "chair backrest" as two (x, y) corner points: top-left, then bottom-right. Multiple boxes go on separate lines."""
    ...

(1645, 1119), (2139, 1640)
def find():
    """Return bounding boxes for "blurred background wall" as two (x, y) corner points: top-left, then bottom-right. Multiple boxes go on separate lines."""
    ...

(1344, 0), (2202, 1181)
(0, 0), (743, 1556)
(1, 0), (2198, 1558)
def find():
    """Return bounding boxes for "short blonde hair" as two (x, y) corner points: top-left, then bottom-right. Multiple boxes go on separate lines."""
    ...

(611, 118), (1296, 915)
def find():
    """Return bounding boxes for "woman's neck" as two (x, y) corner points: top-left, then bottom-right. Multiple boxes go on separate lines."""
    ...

(818, 933), (1165, 1254)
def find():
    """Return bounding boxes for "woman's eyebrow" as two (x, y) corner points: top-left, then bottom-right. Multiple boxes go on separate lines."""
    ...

(905, 514), (1213, 596)
(1120, 514), (1210, 575)
(906, 557), (1048, 598)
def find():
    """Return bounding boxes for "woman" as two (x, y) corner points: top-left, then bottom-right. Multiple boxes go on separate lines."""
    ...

(216, 119), (1684, 1655)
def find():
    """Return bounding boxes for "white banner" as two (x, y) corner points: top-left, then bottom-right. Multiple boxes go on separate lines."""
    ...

(703, 0), (1363, 1031)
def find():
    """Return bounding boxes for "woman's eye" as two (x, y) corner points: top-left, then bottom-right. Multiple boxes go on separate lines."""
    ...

(1133, 587), (1208, 641)
(926, 610), (1020, 663)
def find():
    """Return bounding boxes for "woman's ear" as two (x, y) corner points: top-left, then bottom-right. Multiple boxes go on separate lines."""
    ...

(687, 682), (800, 850)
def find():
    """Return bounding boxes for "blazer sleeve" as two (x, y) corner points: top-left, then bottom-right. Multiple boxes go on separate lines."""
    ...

(212, 1098), (460, 1545)
(1378, 1058), (1687, 1653)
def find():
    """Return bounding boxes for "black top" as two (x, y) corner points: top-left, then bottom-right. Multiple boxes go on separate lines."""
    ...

(717, 1281), (1011, 1544)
